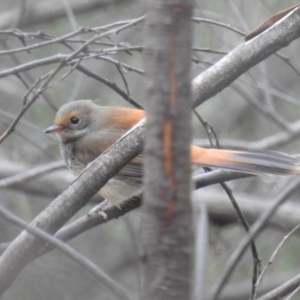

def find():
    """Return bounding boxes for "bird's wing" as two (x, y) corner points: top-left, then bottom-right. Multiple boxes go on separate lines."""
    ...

(118, 155), (144, 178)
(117, 145), (300, 179)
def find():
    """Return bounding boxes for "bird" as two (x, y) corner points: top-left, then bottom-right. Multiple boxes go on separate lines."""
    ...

(45, 100), (300, 209)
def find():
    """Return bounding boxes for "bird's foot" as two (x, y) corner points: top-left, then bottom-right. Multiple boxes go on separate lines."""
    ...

(88, 199), (110, 220)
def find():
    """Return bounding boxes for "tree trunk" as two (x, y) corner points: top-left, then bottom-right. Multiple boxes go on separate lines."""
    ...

(141, 1), (194, 299)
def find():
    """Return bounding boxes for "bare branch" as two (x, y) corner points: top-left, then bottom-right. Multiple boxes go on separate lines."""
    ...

(211, 176), (300, 300)
(193, 190), (300, 235)
(254, 224), (300, 298)
(0, 160), (72, 197)
(0, 161), (65, 188)
(0, 118), (144, 296)
(0, 204), (132, 300)
(192, 6), (300, 107)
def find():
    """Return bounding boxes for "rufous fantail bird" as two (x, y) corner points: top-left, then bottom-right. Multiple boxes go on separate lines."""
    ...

(45, 100), (300, 208)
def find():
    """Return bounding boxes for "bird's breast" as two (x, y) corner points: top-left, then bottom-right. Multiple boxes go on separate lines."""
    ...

(59, 141), (100, 175)
(59, 128), (129, 176)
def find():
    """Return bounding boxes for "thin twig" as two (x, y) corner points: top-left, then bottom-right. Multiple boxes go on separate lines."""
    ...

(254, 224), (300, 298)
(193, 109), (260, 300)
(0, 16), (145, 56)
(75, 64), (143, 109)
(191, 17), (245, 36)
(211, 176), (300, 300)
(0, 161), (65, 188)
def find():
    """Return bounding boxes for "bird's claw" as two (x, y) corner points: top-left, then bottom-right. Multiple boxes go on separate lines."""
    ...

(88, 199), (109, 220)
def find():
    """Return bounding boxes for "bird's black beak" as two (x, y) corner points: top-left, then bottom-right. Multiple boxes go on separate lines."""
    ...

(44, 124), (63, 133)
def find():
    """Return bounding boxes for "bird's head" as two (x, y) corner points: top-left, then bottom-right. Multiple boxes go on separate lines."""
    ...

(44, 100), (99, 143)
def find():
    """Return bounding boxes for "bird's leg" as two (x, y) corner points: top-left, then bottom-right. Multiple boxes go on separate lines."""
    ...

(88, 199), (110, 219)
(88, 191), (142, 219)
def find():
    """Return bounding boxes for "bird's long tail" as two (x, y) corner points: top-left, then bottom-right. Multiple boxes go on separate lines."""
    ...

(191, 146), (300, 176)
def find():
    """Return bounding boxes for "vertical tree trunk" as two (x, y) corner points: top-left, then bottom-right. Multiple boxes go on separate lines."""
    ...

(142, 1), (194, 299)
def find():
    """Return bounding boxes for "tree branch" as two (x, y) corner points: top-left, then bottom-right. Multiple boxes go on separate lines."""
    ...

(0, 119), (145, 296)
(192, 6), (300, 107)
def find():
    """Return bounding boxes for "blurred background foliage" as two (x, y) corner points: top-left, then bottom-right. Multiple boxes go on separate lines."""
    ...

(0, 0), (300, 299)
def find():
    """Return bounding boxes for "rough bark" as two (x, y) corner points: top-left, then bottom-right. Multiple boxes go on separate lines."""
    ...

(142, 1), (194, 299)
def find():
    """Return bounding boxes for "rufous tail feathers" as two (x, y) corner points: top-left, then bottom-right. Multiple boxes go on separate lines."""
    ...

(191, 146), (300, 176)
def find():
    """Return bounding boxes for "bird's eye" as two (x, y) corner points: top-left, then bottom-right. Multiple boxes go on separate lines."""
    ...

(70, 116), (80, 125)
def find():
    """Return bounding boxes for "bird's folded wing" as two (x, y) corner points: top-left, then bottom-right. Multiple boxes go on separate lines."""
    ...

(118, 155), (144, 178)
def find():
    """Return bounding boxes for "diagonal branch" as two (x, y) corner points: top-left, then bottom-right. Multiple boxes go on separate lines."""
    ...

(0, 204), (132, 300)
(192, 6), (300, 107)
(0, 119), (145, 296)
